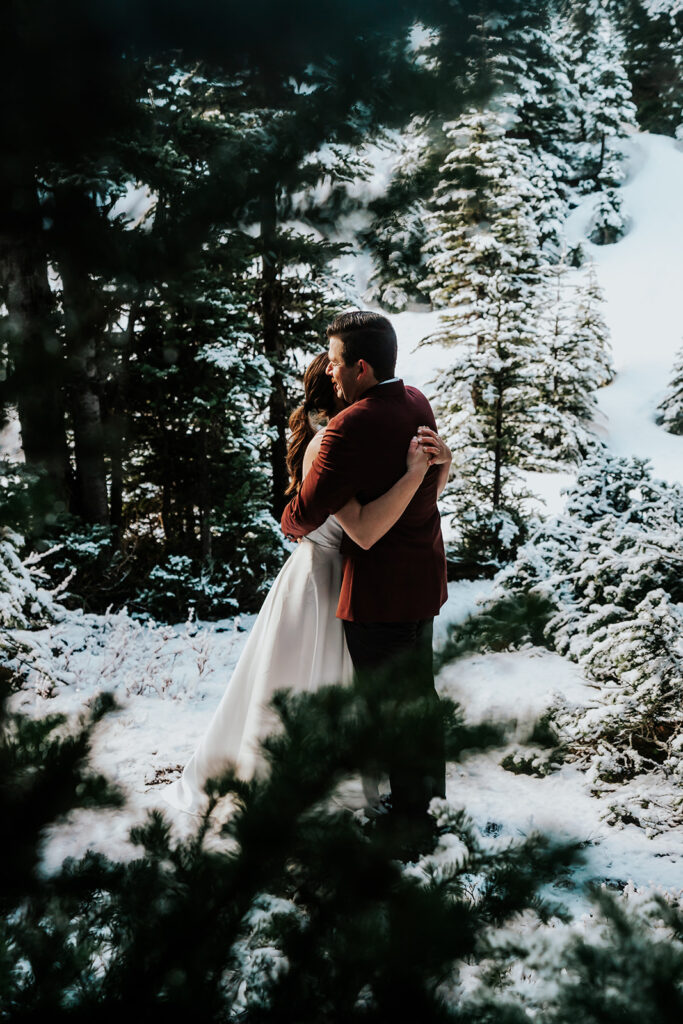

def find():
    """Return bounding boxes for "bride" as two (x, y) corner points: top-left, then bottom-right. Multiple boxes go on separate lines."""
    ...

(164, 352), (448, 814)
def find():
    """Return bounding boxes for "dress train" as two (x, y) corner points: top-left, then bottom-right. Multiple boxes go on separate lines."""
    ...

(164, 517), (354, 814)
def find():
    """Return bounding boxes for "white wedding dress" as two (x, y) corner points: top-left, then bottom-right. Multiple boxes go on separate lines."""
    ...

(164, 515), (353, 815)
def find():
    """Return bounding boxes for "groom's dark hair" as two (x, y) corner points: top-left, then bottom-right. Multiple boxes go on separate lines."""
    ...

(326, 310), (397, 382)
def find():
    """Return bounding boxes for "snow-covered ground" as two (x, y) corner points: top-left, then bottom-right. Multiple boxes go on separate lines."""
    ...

(5, 133), (683, 911)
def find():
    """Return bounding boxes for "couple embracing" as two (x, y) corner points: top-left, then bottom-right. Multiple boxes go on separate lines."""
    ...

(166, 311), (451, 840)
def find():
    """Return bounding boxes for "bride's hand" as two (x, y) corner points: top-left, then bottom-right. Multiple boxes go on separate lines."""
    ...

(406, 436), (430, 477)
(416, 426), (451, 466)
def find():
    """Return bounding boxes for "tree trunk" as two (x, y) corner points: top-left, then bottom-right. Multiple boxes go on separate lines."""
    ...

(106, 303), (138, 544)
(0, 170), (70, 510)
(55, 188), (110, 526)
(60, 259), (110, 525)
(492, 389), (503, 509)
(107, 374), (126, 540)
(160, 429), (178, 546)
(596, 132), (606, 181)
(260, 187), (289, 520)
(198, 428), (213, 564)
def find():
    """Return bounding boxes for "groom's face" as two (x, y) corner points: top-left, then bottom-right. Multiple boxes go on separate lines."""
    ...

(327, 336), (361, 404)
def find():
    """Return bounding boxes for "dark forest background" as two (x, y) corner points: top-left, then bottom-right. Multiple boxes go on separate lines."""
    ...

(1, 0), (681, 620)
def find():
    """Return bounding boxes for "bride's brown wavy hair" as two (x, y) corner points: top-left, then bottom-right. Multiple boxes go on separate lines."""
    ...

(286, 352), (338, 495)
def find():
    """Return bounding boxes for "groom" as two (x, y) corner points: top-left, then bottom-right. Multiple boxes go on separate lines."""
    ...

(281, 310), (448, 825)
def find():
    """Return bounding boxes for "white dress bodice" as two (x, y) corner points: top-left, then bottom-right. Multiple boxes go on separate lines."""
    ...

(305, 514), (343, 550)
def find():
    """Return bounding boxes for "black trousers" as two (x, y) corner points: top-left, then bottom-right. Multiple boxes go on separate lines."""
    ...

(343, 618), (446, 818)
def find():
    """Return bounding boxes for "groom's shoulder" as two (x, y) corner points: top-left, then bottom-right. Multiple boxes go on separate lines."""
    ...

(329, 383), (432, 435)
(325, 396), (387, 448)
(326, 402), (367, 442)
(330, 391), (386, 425)
(405, 384), (428, 404)
(405, 384), (434, 415)
(329, 402), (360, 427)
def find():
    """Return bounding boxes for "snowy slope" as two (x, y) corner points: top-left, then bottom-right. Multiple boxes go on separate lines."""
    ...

(567, 133), (683, 484)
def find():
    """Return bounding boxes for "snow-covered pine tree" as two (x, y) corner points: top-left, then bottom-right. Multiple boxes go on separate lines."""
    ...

(588, 185), (629, 244)
(496, 443), (683, 829)
(0, 525), (56, 630)
(360, 5), (494, 313)
(24, 62), (294, 619)
(363, 2), (508, 317)
(546, 889), (683, 1024)
(567, 260), (614, 393)
(562, 2), (637, 188)
(571, 587), (683, 780)
(422, 108), (551, 565)
(526, 259), (586, 465)
(617, 0), (683, 136)
(501, 445), (683, 647)
(529, 259), (614, 462)
(362, 1), (577, 312)
(656, 342), (683, 434)
(498, 0), (575, 152)
(583, 19), (637, 189)
(438, 0), (572, 265)
(127, 231), (286, 619)
(556, 3), (637, 246)
(484, 0), (577, 250)
(0, 456), (62, 629)
(362, 119), (442, 312)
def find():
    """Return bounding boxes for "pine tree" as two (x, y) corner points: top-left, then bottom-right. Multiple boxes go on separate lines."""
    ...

(574, 588), (683, 777)
(47, 169), (138, 527)
(562, 2), (637, 191)
(657, 342), (683, 435)
(24, 62), (290, 619)
(443, 0), (577, 265)
(0, 0), (144, 517)
(360, 0), (521, 313)
(362, 119), (443, 312)
(568, 261), (614, 394)
(422, 108), (551, 564)
(496, 443), (683, 827)
(547, 889), (683, 1024)
(125, 230), (286, 619)
(529, 259), (613, 463)
(617, 0), (683, 136)
(0, 525), (56, 630)
(583, 19), (637, 188)
(492, 0), (579, 228)
(588, 185), (629, 244)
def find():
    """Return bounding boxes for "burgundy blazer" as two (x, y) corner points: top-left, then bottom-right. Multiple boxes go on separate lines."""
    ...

(281, 380), (448, 623)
